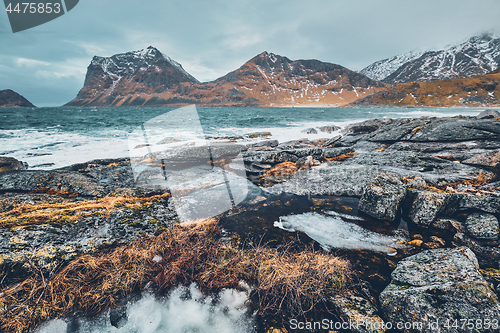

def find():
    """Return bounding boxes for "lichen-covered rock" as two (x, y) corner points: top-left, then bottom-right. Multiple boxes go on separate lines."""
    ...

(453, 233), (500, 265)
(0, 157), (26, 173)
(358, 173), (406, 221)
(465, 212), (499, 241)
(406, 190), (460, 227)
(380, 247), (500, 333)
(332, 285), (386, 333)
(459, 194), (500, 214)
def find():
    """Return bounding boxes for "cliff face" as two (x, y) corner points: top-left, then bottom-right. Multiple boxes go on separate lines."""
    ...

(67, 46), (199, 107)
(351, 69), (500, 107)
(66, 49), (386, 107)
(0, 89), (35, 107)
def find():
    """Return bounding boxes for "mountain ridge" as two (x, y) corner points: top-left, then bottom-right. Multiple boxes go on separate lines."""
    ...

(66, 48), (386, 107)
(360, 33), (500, 84)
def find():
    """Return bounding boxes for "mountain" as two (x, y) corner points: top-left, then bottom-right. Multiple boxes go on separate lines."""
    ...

(66, 46), (199, 107)
(360, 33), (500, 84)
(66, 49), (386, 107)
(359, 50), (424, 81)
(0, 89), (35, 107)
(350, 68), (500, 107)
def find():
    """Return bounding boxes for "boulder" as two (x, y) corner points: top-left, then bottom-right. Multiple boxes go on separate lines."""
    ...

(380, 247), (500, 333)
(358, 173), (407, 221)
(246, 140), (279, 149)
(465, 212), (499, 241)
(407, 177), (426, 189)
(406, 190), (460, 227)
(0, 157), (26, 173)
(302, 128), (317, 134)
(319, 125), (340, 134)
(477, 109), (500, 119)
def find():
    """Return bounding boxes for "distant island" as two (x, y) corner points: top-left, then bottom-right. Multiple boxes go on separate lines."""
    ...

(0, 89), (35, 107)
(66, 33), (500, 108)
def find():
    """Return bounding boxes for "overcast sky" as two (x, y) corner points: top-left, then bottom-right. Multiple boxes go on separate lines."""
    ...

(1, 0), (500, 106)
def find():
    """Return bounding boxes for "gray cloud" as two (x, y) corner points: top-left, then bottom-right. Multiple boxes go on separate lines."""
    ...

(1, 0), (499, 106)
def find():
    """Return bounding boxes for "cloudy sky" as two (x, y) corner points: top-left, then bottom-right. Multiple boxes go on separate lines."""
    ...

(1, 0), (500, 106)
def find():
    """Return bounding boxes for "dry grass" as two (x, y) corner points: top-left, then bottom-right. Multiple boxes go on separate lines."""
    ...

(0, 220), (352, 333)
(0, 192), (171, 229)
(325, 152), (357, 162)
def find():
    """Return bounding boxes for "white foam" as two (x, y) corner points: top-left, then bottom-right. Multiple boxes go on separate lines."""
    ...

(35, 284), (255, 333)
(274, 212), (404, 255)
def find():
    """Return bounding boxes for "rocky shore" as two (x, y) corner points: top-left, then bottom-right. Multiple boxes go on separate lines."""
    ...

(2, 110), (500, 332)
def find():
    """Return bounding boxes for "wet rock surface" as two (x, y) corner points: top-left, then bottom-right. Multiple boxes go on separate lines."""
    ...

(0, 157), (27, 173)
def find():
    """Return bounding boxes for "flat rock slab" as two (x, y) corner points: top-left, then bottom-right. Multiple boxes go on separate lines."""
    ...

(462, 149), (500, 170)
(459, 195), (500, 214)
(465, 212), (500, 241)
(380, 247), (500, 333)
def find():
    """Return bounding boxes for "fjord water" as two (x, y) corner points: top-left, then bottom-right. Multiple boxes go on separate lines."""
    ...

(0, 106), (483, 169)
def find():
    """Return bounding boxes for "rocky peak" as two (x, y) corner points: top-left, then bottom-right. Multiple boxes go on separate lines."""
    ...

(0, 89), (35, 107)
(83, 47), (199, 88)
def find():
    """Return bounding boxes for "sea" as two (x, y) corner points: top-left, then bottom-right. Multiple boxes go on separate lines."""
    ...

(0, 106), (486, 170)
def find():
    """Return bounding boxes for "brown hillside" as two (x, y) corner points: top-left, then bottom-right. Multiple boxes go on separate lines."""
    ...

(352, 70), (500, 107)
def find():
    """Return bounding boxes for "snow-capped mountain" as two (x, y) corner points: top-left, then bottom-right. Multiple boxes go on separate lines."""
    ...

(67, 47), (199, 106)
(361, 33), (500, 84)
(359, 50), (424, 81)
(67, 50), (386, 107)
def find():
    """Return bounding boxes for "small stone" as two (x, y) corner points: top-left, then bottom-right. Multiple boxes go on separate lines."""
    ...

(431, 218), (465, 233)
(153, 255), (162, 263)
(412, 234), (423, 240)
(465, 212), (500, 240)
(408, 239), (423, 247)
(319, 125), (340, 134)
(407, 177), (426, 189)
(423, 242), (441, 249)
